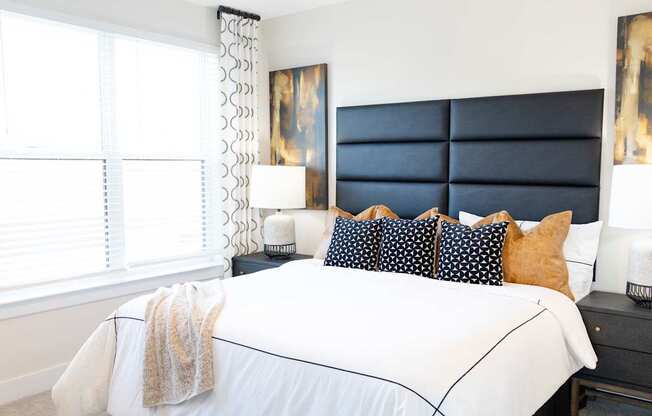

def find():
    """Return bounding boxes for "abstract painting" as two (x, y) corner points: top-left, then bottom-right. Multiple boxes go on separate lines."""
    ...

(270, 64), (328, 209)
(615, 12), (652, 164)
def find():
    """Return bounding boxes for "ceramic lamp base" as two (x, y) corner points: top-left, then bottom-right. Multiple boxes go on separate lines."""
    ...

(263, 211), (296, 258)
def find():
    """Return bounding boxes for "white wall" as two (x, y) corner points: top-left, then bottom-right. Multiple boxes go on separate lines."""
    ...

(0, 0), (220, 405)
(0, 295), (135, 404)
(261, 0), (652, 294)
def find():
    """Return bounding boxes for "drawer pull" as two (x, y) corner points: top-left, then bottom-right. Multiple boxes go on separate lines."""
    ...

(594, 326), (601, 332)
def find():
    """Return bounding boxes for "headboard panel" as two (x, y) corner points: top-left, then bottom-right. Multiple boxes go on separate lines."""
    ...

(337, 100), (449, 142)
(449, 89), (603, 139)
(336, 182), (448, 219)
(336, 89), (604, 223)
(336, 100), (450, 218)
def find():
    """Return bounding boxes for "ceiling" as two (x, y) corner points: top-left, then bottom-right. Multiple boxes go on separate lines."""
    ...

(184, 0), (350, 19)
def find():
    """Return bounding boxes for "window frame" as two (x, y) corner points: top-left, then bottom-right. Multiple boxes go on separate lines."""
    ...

(0, 7), (222, 296)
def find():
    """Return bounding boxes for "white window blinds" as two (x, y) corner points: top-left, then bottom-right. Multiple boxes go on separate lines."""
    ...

(0, 10), (220, 290)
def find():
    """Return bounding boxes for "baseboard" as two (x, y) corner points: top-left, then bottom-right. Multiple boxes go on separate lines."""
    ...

(0, 362), (68, 406)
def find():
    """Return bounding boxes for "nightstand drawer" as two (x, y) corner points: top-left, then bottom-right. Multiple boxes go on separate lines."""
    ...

(233, 262), (270, 276)
(582, 311), (652, 354)
(581, 345), (652, 389)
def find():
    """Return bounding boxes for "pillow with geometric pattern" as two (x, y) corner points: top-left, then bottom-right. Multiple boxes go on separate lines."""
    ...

(459, 210), (600, 301)
(314, 205), (398, 259)
(378, 217), (439, 278)
(461, 210), (575, 300)
(414, 207), (460, 275)
(324, 217), (384, 271)
(436, 221), (508, 286)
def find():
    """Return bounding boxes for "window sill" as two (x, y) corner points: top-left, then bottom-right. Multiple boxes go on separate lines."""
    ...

(0, 258), (223, 320)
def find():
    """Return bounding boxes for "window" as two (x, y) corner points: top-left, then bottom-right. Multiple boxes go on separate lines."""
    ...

(0, 11), (220, 290)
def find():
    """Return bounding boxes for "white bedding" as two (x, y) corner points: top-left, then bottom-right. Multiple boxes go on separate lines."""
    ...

(53, 259), (596, 416)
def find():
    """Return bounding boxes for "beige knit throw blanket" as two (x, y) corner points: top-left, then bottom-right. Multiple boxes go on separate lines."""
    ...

(143, 280), (225, 407)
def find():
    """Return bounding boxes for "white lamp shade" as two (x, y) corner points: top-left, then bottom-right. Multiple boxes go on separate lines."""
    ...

(250, 165), (306, 209)
(609, 164), (652, 229)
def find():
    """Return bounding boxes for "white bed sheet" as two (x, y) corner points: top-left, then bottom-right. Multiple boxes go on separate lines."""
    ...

(54, 259), (597, 416)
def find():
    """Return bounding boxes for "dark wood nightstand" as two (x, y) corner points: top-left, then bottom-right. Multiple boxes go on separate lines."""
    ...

(232, 252), (312, 276)
(571, 291), (652, 415)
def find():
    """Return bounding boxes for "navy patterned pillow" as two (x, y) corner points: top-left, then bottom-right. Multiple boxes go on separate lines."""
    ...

(437, 221), (508, 285)
(324, 217), (384, 271)
(378, 217), (439, 278)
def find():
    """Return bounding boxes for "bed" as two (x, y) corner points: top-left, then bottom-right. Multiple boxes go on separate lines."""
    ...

(54, 89), (604, 416)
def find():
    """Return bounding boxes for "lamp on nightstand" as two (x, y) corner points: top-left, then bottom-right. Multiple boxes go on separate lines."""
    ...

(250, 165), (306, 259)
(609, 164), (652, 308)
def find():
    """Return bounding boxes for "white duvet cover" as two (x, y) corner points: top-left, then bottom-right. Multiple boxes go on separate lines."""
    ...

(53, 259), (596, 416)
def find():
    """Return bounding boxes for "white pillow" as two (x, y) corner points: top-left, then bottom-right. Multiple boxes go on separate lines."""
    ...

(459, 211), (603, 301)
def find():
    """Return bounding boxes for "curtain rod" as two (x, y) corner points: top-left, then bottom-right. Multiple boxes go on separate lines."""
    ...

(217, 5), (261, 21)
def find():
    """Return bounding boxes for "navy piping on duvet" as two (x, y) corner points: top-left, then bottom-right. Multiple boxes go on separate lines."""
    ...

(565, 259), (593, 267)
(105, 316), (438, 412)
(112, 313), (118, 370)
(105, 308), (548, 416)
(211, 335), (440, 412)
(108, 316), (144, 323)
(430, 308), (548, 416)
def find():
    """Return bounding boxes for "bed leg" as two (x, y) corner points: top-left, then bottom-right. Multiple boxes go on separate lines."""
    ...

(570, 378), (580, 416)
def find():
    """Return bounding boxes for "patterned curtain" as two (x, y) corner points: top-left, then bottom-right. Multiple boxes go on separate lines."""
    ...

(218, 12), (262, 276)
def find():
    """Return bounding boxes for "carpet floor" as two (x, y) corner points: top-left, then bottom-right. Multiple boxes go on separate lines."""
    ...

(0, 392), (108, 416)
(0, 391), (650, 415)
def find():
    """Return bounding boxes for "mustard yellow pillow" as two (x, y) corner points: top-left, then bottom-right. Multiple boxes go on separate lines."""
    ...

(313, 205), (399, 259)
(473, 211), (574, 300)
(414, 207), (458, 224)
(357, 205), (399, 221)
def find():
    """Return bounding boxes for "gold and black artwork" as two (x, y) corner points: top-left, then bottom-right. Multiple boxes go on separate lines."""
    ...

(615, 12), (652, 164)
(270, 64), (328, 209)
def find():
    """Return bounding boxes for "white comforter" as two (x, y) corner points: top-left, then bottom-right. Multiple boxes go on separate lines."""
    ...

(53, 259), (596, 416)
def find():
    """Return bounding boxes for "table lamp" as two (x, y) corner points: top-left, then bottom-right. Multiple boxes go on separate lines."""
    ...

(609, 164), (652, 308)
(250, 165), (306, 258)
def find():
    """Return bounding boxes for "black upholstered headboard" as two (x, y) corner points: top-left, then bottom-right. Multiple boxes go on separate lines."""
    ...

(336, 89), (604, 224)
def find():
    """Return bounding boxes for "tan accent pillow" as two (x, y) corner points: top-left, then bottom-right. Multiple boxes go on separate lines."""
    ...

(357, 205), (399, 221)
(414, 208), (458, 225)
(473, 211), (574, 300)
(313, 205), (399, 259)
